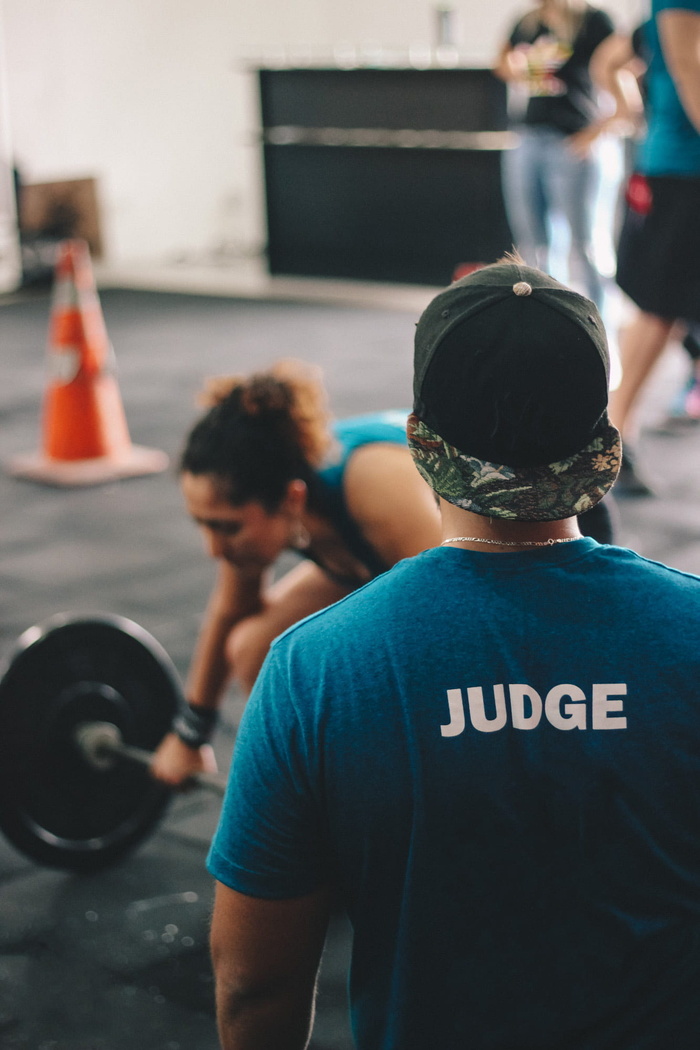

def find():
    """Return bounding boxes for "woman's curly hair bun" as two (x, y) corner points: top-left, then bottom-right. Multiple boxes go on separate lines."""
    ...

(196, 359), (332, 469)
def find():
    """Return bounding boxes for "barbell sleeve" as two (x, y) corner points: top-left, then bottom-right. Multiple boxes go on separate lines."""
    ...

(75, 721), (227, 796)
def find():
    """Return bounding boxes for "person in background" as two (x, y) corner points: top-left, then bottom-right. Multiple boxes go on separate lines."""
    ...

(494, 0), (631, 307)
(609, 2), (700, 491)
(593, 17), (700, 433)
(207, 259), (700, 1050)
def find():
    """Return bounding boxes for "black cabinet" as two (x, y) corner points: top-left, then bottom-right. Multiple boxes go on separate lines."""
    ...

(259, 68), (514, 286)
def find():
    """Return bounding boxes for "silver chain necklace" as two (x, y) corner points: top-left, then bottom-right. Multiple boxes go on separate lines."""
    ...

(440, 535), (581, 548)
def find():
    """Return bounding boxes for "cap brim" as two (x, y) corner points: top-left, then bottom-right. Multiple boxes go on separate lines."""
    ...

(407, 413), (621, 521)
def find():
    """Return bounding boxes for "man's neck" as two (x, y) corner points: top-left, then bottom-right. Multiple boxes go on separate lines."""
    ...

(438, 501), (582, 553)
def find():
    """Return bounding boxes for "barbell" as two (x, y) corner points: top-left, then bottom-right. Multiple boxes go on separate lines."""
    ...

(0, 613), (228, 873)
(75, 720), (225, 794)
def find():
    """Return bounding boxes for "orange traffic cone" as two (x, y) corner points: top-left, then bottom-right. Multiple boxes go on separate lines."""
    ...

(7, 239), (169, 486)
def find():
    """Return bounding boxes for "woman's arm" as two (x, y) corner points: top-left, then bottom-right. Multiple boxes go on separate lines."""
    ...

(589, 32), (645, 127)
(186, 560), (265, 708)
(151, 560), (265, 785)
(343, 444), (441, 566)
(568, 33), (644, 156)
(657, 8), (700, 134)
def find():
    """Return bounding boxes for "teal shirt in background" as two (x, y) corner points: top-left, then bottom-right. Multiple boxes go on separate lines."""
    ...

(640, 1), (700, 175)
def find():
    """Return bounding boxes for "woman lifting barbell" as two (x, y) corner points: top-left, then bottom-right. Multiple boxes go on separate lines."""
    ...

(150, 359), (442, 786)
(150, 357), (616, 787)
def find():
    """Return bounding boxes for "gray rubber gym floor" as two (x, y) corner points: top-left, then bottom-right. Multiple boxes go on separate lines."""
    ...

(1, 285), (700, 1049)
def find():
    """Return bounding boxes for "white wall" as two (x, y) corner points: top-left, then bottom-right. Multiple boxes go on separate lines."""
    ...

(0, 5), (20, 289)
(1, 0), (647, 267)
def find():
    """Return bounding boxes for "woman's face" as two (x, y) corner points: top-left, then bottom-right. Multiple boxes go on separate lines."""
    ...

(181, 472), (303, 570)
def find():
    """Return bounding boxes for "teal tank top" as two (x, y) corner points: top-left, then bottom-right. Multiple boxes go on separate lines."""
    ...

(312, 411), (409, 583)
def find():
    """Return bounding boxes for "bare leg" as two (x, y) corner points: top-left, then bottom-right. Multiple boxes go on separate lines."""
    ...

(227, 561), (354, 695)
(609, 311), (674, 442)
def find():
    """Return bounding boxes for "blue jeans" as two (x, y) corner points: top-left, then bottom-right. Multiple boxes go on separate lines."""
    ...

(502, 125), (603, 306)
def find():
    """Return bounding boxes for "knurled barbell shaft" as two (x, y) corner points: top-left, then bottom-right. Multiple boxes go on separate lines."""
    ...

(75, 720), (227, 796)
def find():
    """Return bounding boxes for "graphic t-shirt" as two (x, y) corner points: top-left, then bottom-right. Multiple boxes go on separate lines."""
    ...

(209, 540), (700, 1049)
(509, 6), (614, 133)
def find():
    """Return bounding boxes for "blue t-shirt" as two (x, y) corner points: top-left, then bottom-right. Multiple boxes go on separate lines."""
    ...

(208, 540), (700, 1049)
(639, 1), (700, 175)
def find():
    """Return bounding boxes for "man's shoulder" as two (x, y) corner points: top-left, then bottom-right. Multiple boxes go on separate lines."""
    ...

(268, 543), (700, 657)
(272, 552), (433, 648)
(604, 541), (697, 574)
(602, 544), (700, 605)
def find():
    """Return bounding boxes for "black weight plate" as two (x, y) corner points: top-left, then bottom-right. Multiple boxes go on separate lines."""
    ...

(0, 613), (183, 871)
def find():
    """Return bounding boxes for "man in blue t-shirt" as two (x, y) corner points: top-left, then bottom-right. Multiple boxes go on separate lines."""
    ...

(207, 260), (700, 1049)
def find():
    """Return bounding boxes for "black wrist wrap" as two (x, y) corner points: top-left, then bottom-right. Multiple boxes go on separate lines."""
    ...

(172, 703), (219, 748)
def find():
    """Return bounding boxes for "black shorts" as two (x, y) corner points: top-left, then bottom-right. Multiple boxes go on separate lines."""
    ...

(616, 174), (700, 322)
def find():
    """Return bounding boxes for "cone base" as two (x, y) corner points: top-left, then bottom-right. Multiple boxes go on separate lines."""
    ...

(6, 445), (170, 487)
